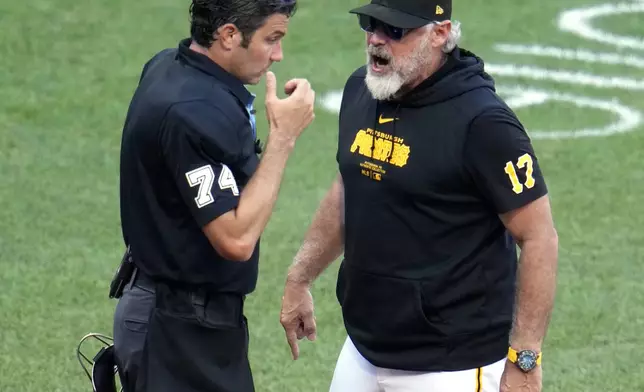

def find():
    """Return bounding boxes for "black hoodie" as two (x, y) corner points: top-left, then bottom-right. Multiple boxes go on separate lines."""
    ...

(335, 47), (548, 371)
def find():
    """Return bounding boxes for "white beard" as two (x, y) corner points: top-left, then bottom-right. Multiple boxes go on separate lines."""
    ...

(365, 71), (406, 101)
(364, 35), (432, 101)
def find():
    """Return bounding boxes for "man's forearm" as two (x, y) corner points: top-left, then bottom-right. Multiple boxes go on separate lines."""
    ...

(510, 234), (559, 350)
(234, 136), (295, 243)
(287, 175), (345, 285)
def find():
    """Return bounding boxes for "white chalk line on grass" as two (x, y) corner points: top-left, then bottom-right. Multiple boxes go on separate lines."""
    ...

(498, 86), (642, 139)
(503, 90), (549, 109)
(494, 44), (644, 69)
(319, 91), (343, 115)
(485, 63), (644, 90)
(558, 2), (644, 50)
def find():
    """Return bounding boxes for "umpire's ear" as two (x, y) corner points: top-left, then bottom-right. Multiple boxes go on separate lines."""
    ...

(91, 345), (119, 392)
(215, 23), (242, 51)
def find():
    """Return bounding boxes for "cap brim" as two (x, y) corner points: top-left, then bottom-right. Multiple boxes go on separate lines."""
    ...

(349, 3), (430, 29)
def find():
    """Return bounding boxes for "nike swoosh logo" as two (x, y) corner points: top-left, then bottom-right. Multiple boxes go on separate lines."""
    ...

(378, 114), (398, 124)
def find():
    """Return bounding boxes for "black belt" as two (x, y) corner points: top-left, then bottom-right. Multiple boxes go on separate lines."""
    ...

(129, 267), (245, 312)
(129, 267), (156, 292)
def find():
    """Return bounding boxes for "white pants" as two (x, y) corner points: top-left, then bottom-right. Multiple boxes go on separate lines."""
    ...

(329, 337), (506, 392)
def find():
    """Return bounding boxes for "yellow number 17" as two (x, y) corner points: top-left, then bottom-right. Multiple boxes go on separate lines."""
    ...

(504, 153), (536, 194)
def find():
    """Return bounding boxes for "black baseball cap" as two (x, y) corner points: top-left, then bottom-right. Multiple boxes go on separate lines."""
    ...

(349, 0), (452, 29)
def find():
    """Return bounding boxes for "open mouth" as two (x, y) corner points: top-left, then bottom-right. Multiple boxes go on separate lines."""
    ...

(371, 54), (391, 68)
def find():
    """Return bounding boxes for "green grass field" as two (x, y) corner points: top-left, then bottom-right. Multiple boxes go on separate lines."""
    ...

(1, 0), (644, 390)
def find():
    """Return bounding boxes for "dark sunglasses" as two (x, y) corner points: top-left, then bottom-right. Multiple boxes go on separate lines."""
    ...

(358, 14), (413, 41)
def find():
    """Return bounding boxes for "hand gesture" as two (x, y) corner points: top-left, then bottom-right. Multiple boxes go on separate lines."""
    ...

(264, 71), (315, 145)
(279, 280), (316, 360)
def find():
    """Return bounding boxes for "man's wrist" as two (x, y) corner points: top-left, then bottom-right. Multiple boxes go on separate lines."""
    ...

(266, 131), (296, 153)
(509, 338), (542, 352)
(508, 346), (543, 372)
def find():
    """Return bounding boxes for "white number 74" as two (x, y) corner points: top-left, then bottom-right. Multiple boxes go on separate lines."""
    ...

(185, 164), (239, 208)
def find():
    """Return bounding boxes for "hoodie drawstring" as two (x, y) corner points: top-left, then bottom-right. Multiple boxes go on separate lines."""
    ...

(371, 101), (379, 159)
(386, 104), (401, 163)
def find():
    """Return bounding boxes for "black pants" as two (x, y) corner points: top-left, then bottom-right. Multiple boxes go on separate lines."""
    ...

(113, 270), (254, 392)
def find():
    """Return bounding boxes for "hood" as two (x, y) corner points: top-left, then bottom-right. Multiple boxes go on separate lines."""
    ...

(393, 47), (496, 108)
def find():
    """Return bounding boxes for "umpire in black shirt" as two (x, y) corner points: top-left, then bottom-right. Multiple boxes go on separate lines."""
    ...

(111, 1), (314, 391)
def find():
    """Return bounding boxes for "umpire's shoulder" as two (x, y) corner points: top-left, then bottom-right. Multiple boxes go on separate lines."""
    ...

(140, 48), (175, 79)
(161, 99), (242, 160)
(165, 99), (240, 145)
(149, 48), (175, 65)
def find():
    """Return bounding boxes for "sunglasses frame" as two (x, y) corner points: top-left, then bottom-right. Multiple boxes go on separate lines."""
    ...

(358, 15), (414, 41)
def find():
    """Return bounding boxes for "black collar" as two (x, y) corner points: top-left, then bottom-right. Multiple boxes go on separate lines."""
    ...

(177, 38), (254, 107)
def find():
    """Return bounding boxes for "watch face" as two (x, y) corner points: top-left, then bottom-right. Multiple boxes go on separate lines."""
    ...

(517, 350), (538, 372)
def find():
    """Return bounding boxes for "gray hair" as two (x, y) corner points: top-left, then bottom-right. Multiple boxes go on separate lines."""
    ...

(442, 20), (461, 53)
(425, 20), (462, 53)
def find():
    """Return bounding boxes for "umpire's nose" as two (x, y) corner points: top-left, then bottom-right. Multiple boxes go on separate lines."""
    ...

(271, 41), (284, 62)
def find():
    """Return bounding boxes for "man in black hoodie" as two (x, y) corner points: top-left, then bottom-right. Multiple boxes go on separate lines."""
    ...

(280, 1), (558, 391)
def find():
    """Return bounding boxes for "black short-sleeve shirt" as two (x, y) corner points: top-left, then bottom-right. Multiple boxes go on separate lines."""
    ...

(119, 39), (260, 293)
(464, 108), (547, 214)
